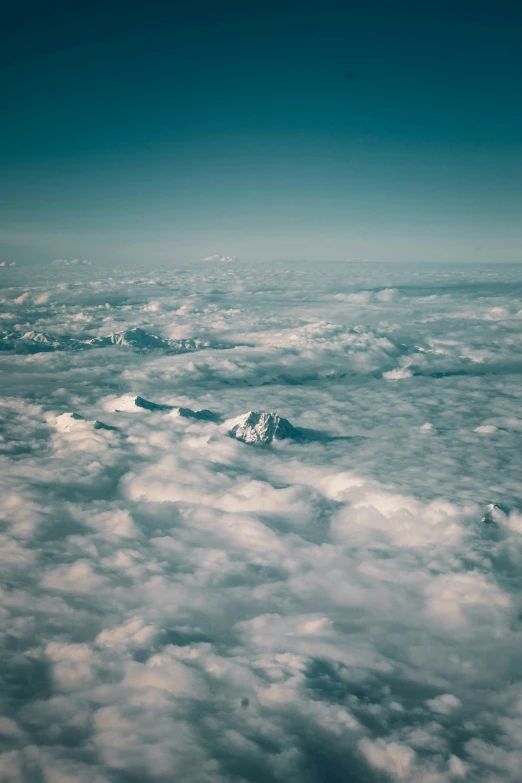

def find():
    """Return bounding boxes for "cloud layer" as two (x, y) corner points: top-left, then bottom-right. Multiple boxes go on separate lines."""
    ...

(1, 260), (522, 782)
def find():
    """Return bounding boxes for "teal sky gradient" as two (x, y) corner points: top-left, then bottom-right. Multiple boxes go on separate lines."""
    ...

(1, 0), (521, 264)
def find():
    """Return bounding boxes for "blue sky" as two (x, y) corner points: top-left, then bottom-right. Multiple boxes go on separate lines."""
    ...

(1, 0), (521, 264)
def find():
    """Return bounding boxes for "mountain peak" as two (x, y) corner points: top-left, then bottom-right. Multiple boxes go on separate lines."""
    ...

(51, 411), (116, 432)
(103, 394), (220, 421)
(86, 328), (170, 349)
(103, 394), (172, 413)
(227, 411), (300, 444)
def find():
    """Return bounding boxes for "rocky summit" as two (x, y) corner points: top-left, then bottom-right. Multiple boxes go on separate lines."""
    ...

(227, 411), (300, 444)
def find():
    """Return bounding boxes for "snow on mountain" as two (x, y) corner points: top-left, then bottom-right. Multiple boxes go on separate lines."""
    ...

(226, 411), (301, 444)
(47, 412), (119, 452)
(102, 394), (168, 413)
(84, 328), (218, 353)
(85, 327), (170, 349)
(52, 412), (86, 432)
(103, 394), (220, 420)
(1, 331), (82, 353)
(51, 412), (117, 432)
(482, 503), (504, 525)
(168, 337), (214, 353)
(21, 331), (58, 345)
(0, 327), (216, 354)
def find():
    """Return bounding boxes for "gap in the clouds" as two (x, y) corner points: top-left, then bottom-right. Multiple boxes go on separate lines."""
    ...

(2, 654), (53, 706)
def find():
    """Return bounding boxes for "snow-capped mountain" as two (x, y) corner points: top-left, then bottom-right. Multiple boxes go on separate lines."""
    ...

(0, 327), (218, 354)
(103, 394), (172, 413)
(51, 412), (117, 432)
(481, 503), (509, 525)
(85, 327), (170, 349)
(227, 411), (301, 444)
(85, 328), (219, 354)
(1, 331), (82, 353)
(103, 394), (220, 420)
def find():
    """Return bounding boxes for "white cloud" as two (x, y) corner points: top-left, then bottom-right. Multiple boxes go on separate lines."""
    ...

(42, 561), (107, 593)
(96, 617), (156, 649)
(425, 693), (462, 715)
(1, 260), (521, 782)
(359, 738), (416, 780)
(424, 571), (510, 631)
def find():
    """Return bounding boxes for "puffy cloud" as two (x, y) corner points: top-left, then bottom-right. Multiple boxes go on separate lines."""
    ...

(42, 561), (107, 593)
(359, 738), (416, 780)
(0, 260), (521, 782)
(96, 616), (156, 649)
(424, 571), (511, 631)
(425, 693), (462, 715)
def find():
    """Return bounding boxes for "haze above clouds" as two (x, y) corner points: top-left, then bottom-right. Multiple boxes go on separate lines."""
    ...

(1, 260), (522, 782)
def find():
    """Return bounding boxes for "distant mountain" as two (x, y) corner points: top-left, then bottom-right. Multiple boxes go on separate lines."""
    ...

(176, 407), (222, 422)
(481, 503), (509, 525)
(105, 394), (220, 421)
(103, 394), (170, 413)
(85, 327), (170, 349)
(0, 327), (220, 354)
(85, 328), (220, 354)
(227, 411), (301, 444)
(52, 412), (117, 432)
(168, 337), (214, 353)
(134, 395), (173, 412)
(1, 331), (82, 353)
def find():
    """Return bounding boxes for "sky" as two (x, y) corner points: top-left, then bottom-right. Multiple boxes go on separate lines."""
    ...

(1, 0), (521, 264)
